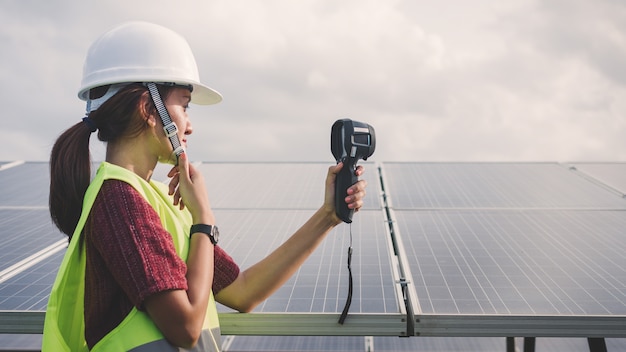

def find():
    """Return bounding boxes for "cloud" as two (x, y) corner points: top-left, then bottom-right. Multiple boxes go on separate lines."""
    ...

(1, 0), (625, 162)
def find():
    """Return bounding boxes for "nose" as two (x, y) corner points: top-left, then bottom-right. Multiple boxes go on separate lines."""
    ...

(185, 118), (193, 135)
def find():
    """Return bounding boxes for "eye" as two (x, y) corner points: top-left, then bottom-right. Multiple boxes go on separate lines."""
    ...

(183, 105), (190, 112)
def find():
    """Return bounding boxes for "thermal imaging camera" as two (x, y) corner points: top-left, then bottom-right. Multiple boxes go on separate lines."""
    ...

(331, 118), (376, 223)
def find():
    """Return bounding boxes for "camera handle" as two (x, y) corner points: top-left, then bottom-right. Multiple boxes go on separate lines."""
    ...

(335, 156), (359, 223)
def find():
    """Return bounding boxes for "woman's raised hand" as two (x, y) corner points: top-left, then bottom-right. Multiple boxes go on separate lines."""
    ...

(168, 153), (215, 224)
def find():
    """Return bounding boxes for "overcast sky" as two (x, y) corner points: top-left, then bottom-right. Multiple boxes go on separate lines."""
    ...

(2, 0), (625, 163)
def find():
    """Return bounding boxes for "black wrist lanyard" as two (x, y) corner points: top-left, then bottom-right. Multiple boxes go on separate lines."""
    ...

(338, 223), (353, 324)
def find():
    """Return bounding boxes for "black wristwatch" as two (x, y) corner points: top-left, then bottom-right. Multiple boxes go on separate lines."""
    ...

(190, 224), (219, 245)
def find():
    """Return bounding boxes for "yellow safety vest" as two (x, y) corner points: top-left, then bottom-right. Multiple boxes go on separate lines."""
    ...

(42, 162), (221, 351)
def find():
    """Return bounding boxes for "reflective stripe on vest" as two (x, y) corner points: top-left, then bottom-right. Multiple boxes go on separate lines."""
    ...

(42, 162), (221, 351)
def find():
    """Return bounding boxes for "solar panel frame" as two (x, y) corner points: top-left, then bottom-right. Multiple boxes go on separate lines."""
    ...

(571, 162), (626, 196)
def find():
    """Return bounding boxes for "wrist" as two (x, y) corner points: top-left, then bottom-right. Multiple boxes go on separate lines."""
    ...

(192, 212), (215, 225)
(190, 223), (219, 245)
(318, 206), (342, 228)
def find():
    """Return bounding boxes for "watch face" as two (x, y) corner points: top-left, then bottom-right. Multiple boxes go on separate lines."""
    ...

(211, 226), (219, 243)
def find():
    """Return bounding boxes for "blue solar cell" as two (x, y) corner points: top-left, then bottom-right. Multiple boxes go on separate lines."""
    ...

(0, 162), (49, 207)
(0, 250), (63, 310)
(0, 209), (66, 272)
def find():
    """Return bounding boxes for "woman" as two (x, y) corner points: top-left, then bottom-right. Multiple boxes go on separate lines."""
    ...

(43, 21), (366, 351)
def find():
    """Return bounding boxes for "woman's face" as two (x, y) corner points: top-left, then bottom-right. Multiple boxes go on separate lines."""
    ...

(155, 87), (193, 164)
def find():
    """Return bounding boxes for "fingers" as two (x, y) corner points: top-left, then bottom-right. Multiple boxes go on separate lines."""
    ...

(168, 153), (190, 209)
(346, 165), (366, 198)
(324, 162), (368, 217)
(176, 153), (192, 210)
(168, 167), (181, 208)
(169, 153), (213, 223)
(354, 165), (365, 177)
(168, 173), (179, 195)
(346, 179), (367, 210)
(348, 165), (366, 210)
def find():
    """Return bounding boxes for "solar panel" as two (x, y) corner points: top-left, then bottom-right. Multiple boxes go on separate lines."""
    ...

(205, 163), (407, 336)
(380, 162), (626, 338)
(381, 162), (626, 210)
(197, 162), (397, 316)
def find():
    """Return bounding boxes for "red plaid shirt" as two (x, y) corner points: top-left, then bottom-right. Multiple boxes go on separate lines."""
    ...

(83, 180), (239, 348)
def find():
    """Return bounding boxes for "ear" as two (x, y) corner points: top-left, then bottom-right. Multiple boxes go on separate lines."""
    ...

(139, 92), (158, 127)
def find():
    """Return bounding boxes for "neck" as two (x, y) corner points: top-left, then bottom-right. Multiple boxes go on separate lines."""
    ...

(105, 139), (157, 181)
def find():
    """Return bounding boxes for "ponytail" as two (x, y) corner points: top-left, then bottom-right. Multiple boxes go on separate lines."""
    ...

(49, 122), (93, 238)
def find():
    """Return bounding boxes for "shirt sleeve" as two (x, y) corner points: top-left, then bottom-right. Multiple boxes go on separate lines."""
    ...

(89, 180), (188, 309)
(213, 245), (240, 294)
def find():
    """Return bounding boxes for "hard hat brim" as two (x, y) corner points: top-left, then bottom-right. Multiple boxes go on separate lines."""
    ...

(190, 82), (223, 105)
(78, 79), (222, 106)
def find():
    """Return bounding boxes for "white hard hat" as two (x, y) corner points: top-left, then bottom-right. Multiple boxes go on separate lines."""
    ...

(78, 21), (222, 105)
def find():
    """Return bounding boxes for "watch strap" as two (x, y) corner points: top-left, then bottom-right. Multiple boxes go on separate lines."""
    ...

(190, 224), (218, 245)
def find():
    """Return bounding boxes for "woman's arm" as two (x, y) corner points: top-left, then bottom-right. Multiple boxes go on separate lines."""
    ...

(144, 153), (216, 348)
(216, 162), (367, 312)
(143, 234), (214, 348)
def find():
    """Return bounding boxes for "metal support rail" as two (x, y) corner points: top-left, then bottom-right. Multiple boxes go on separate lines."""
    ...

(0, 311), (44, 334)
(0, 311), (409, 337)
(378, 165), (417, 337)
(414, 314), (626, 338)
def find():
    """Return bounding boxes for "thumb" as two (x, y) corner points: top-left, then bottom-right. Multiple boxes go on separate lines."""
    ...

(331, 161), (343, 175)
(329, 162), (343, 183)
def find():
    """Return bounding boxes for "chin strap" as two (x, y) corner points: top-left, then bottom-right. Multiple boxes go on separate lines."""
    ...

(338, 223), (353, 324)
(145, 83), (185, 162)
